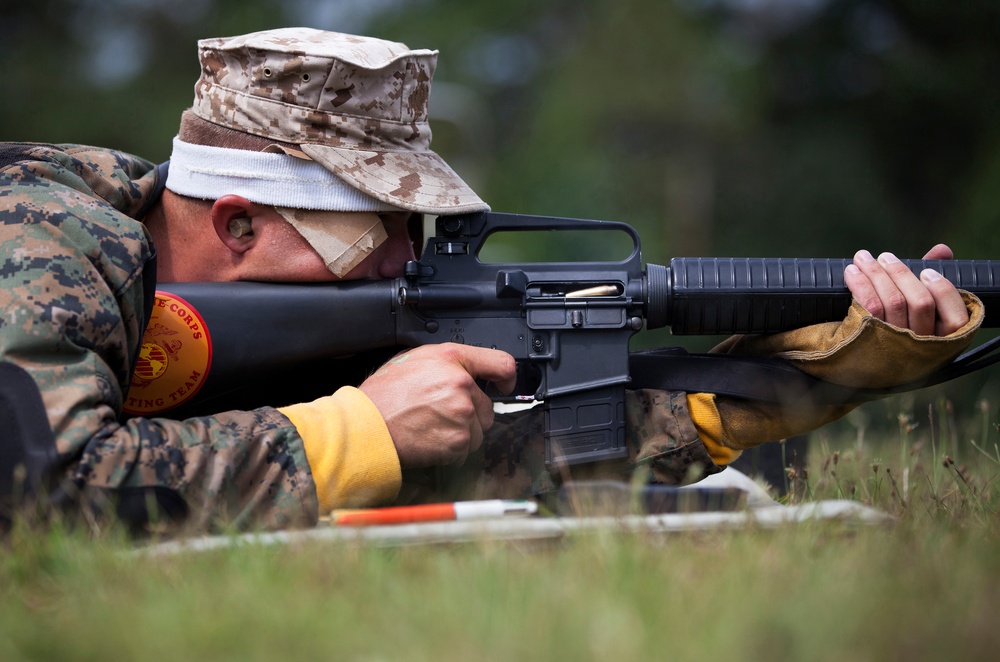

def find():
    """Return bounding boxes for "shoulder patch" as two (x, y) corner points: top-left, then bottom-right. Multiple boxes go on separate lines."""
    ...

(124, 291), (212, 415)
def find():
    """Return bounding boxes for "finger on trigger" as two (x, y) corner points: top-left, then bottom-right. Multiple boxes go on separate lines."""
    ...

(456, 344), (517, 394)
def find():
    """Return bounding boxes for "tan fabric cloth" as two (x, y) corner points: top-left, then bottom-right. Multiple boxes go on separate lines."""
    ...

(274, 208), (387, 277)
(703, 291), (984, 451)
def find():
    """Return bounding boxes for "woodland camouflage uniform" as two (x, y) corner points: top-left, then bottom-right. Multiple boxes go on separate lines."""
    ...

(0, 144), (318, 530)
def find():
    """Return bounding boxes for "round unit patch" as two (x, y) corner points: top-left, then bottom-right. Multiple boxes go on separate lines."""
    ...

(123, 291), (213, 416)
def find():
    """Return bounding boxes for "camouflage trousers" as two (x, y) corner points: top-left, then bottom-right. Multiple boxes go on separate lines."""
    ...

(395, 389), (722, 505)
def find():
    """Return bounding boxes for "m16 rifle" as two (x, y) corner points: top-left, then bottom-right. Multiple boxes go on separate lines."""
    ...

(146, 212), (1000, 470)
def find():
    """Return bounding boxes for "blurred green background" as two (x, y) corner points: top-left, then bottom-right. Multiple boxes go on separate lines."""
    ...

(5, 0), (999, 261)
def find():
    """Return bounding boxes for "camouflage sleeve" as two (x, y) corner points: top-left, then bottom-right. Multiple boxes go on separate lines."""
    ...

(84, 409), (318, 531)
(0, 145), (319, 531)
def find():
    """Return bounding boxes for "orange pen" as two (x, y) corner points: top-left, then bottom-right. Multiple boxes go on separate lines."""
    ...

(331, 500), (537, 526)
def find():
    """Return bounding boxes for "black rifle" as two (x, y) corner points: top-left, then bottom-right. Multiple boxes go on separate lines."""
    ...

(155, 212), (1000, 469)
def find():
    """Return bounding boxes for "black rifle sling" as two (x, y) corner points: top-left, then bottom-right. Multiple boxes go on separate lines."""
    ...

(0, 362), (57, 507)
(628, 334), (1000, 405)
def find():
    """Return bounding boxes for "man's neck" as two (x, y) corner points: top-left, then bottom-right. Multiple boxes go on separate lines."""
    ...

(145, 191), (232, 282)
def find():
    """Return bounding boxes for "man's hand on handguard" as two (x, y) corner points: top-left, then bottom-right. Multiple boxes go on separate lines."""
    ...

(690, 243), (982, 462)
(359, 343), (516, 469)
(844, 244), (970, 336)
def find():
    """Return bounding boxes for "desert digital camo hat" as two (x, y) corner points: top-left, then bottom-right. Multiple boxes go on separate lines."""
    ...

(179, 27), (489, 216)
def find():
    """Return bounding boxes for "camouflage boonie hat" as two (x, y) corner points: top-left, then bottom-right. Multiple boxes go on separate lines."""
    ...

(191, 27), (488, 215)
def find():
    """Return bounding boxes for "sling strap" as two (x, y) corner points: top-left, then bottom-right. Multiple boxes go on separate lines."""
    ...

(0, 362), (58, 526)
(629, 334), (1000, 405)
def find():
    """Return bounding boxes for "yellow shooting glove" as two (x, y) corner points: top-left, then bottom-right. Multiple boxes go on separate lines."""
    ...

(691, 291), (984, 462)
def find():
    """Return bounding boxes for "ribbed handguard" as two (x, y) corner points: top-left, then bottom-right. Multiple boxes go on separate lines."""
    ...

(652, 258), (999, 335)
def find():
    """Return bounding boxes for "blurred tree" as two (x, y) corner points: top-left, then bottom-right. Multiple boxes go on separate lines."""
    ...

(1, 0), (289, 160)
(3, 0), (997, 260)
(371, 0), (1000, 262)
(748, 0), (1000, 259)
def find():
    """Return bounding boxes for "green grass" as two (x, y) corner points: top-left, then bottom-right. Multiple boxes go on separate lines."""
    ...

(2, 397), (999, 662)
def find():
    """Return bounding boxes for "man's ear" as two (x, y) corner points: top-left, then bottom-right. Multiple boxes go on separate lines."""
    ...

(211, 195), (258, 254)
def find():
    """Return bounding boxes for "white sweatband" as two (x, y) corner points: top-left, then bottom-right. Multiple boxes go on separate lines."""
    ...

(164, 137), (403, 212)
